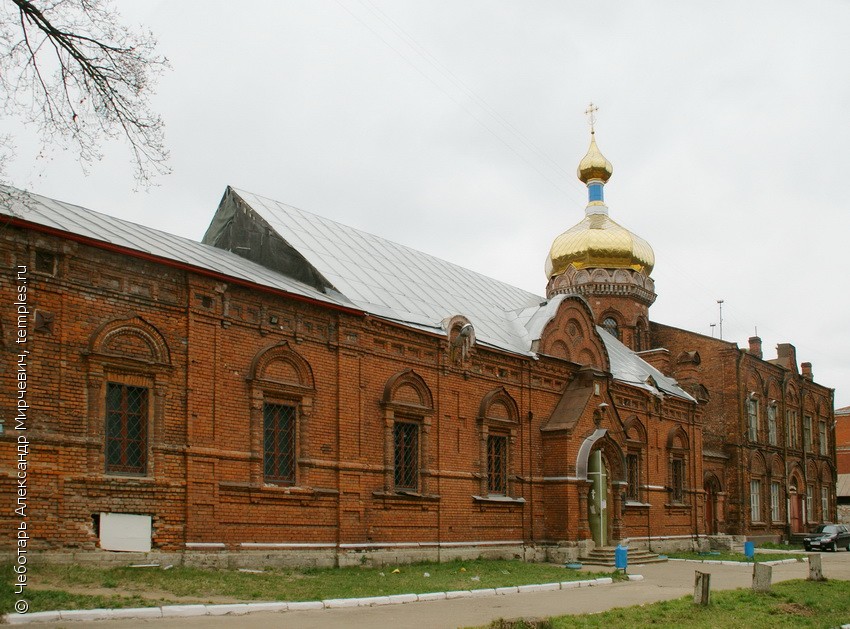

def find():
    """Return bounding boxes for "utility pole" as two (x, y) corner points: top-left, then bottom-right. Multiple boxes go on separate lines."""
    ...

(717, 300), (724, 340)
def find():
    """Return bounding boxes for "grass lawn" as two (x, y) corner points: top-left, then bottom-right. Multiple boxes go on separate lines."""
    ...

(478, 579), (850, 629)
(759, 542), (804, 551)
(665, 551), (804, 563)
(0, 559), (617, 614)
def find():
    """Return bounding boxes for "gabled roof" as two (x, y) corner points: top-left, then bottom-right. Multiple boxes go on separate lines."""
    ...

(2, 185), (693, 402)
(0, 187), (352, 311)
(204, 187), (544, 354)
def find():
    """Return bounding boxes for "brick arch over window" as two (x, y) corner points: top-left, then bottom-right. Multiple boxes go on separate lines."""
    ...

(249, 341), (315, 391)
(768, 453), (784, 480)
(666, 426), (689, 451)
(623, 417), (646, 502)
(247, 342), (316, 486)
(381, 370), (434, 494)
(788, 463), (805, 492)
(476, 388), (520, 497)
(89, 315), (171, 366)
(85, 316), (172, 478)
(750, 451), (766, 477)
(623, 416), (647, 443)
(666, 426), (689, 504)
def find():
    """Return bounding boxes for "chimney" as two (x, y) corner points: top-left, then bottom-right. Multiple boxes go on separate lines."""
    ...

(748, 336), (763, 359)
(775, 343), (798, 373)
(801, 362), (813, 381)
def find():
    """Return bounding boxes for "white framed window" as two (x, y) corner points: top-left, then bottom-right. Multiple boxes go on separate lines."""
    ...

(750, 479), (762, 522)
(747, 398), (759, 442)
(786, 410), (798, 449)
(770, 482), (781, 522)
(767, 404), (777, 446)
(819, 421), (827, 456)
(803, 415), (813, 451)
(806, 485), (814, 522)
(821, 486), (829, 522)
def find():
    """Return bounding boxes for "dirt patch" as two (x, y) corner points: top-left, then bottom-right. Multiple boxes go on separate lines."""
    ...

(28, 583), (242, 605)
(776, 602), (814, 617)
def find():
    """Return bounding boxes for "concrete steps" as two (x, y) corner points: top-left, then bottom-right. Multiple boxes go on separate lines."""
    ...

(581, 546), (668, 567)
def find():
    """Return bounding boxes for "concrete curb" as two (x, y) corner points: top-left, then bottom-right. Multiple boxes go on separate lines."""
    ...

(668, 557), (807, 567)
(2, 574), (633, 624)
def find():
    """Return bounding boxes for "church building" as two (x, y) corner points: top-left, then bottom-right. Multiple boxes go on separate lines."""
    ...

(0, 124), (835, 565)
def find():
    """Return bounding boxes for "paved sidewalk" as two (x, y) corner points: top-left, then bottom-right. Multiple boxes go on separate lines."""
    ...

(11, 552), (850, 628)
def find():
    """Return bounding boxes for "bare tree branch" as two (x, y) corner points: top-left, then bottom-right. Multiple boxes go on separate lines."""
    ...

(1, 0), (170, 186)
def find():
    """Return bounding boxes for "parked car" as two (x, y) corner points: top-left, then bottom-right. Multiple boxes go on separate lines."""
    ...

(802, 524), (850, 552)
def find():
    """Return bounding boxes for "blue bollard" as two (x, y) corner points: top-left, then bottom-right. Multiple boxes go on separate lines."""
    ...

(615, 544), (628, 571)
(744, 541), (755, 560)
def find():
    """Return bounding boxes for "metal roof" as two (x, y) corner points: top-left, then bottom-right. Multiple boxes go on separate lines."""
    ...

(229, 188), (543, 353)
(228, 189), (693, 401)
(2, 185), (694, 401)
(0, 187), (351, 310)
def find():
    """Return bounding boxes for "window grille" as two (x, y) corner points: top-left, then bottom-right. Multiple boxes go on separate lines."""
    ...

(394, 421), (419, 490)
(105, 383), (148, 474)
(487, 435), (507, 494)
(671, 458), (684, 503)
(626, 453), (640, 501)
(263, 403), (296, 483)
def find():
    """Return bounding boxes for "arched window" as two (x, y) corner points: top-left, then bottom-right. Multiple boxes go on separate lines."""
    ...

(86, 317), (171, 477)
(666, 427), (689, 504)
(248, 341), (315, 486)
(477, 388), (519, 498)
(602, 317), (619, 340)
(381, 370), (434, 494)
(623, 417), (647, 503)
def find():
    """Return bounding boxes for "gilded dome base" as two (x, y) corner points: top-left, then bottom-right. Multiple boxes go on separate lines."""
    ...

(546, 265), (657, 306)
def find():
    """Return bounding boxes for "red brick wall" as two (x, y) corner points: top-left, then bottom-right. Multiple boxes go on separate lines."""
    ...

(0, 222), (708, 555)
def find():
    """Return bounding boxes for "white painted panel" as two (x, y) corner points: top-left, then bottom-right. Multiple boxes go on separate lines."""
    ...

(99, 513), (152, 552)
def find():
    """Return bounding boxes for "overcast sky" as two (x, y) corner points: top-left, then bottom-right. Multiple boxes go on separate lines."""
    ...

(4, 1), (849, 407)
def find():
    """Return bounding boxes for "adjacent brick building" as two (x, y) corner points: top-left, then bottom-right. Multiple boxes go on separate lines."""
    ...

(0, 131), (836, 565)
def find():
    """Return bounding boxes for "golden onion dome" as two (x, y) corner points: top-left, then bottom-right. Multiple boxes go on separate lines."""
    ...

(577, 132), (613, 183)
(546, 212), (655, 278)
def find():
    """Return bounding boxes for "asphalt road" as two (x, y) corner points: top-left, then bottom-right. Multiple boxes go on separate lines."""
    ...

(16, 550), (850, 628)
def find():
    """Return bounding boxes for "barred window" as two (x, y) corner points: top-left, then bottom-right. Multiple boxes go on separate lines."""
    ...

(602, 317), (619, 340)
(487, 435), (508, 494)
(626, 453), (641, 501)
(105, 383), (148, 474)
(671, 458), (685, 503)
(394, 421), (419, 490)
(263, 403), (296, 483)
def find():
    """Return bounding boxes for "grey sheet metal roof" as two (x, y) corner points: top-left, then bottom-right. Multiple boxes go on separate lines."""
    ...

(2, 185), (694, 402)
(0, 187), (352, 310)
(229, 188), (544, 353)
(597, 325), (694, 401)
